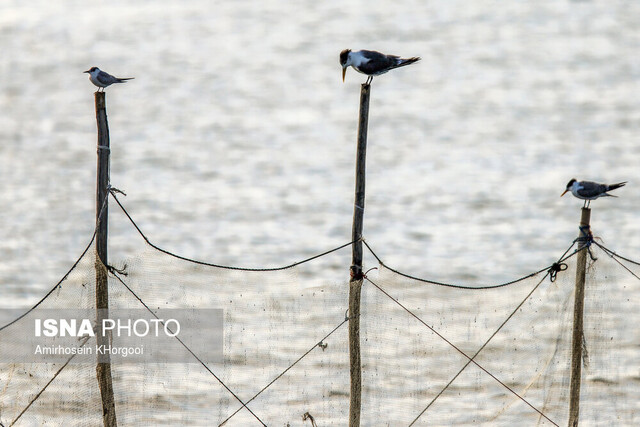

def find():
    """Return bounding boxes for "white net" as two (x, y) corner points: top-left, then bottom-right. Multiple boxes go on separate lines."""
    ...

(1, 198), (638, 426)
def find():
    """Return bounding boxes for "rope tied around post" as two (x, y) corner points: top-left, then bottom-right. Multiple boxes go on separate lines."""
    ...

(577, 225), (592, 245)
(106, 263), (128, 277)
(577, 224), (597, 261)
(350, 265), (377, 281)
(107, 185), (127, 197)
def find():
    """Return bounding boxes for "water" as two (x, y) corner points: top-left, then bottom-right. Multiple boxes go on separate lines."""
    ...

(0, 1), (639, 424)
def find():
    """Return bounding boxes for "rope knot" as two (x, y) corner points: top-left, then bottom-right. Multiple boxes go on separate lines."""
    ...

(349, 266), (377, 281)
(576, 225), (598, 261)
(107, 263), (128, 276)
(577, 225), (593, 245)
(107, 186), (127, 196)
(548, 262), (567, 282)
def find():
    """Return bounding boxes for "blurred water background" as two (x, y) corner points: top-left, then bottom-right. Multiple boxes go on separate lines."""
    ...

(1, 1), (639, 297)
(0, 1), (639, 424)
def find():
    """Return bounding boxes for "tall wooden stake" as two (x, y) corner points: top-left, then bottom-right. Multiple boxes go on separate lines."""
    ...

(349, 83), (370, 427)
(568, 207), (590, 427)
(94, 91), (118, 427)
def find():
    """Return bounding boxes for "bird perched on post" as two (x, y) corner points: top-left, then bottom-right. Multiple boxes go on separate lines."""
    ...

(84, 67), (134, 91)
(339, 49), (420, 85)
(561, 178), (627, 208)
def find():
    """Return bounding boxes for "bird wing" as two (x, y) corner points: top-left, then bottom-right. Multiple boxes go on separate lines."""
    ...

(96, 71), (118, 85)
(576, 181), (609, 198)
(357, 50), (400, 74)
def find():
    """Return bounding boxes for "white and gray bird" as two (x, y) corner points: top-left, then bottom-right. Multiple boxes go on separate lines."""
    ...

(84, 67), (134, 91)
(340, 49), (420, 85)
(561, 178), (627, 208)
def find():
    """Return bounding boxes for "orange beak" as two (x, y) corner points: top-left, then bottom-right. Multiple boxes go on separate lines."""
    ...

(342, 67), (346, 82)
(561, 190), (568, 197)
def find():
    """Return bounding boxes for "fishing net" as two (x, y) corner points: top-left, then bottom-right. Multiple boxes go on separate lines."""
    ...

(0, 196), (638, 426)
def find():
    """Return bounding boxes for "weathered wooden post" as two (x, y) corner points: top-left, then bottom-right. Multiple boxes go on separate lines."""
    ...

(349, 83), (370, 427)
(94, 91), (118, 427)
(568, 207), (591, 427)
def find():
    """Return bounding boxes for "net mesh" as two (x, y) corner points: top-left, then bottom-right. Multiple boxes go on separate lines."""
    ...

(1, 198), (638, 426)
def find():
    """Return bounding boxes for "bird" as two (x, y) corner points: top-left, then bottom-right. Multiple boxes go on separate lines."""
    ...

(561, 178), (627, 208)
(339, 49), (420, 85)
(84, 67), (134, 91)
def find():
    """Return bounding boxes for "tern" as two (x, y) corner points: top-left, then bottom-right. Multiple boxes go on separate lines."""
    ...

(84, 67), (134, 91)
(561, 178), (627, 208)
(340, 49), (420, 85)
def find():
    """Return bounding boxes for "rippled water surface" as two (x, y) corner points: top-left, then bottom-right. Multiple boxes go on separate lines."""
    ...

(1, 1), (639, 424)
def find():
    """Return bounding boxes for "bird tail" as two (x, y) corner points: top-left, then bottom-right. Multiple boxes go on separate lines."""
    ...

(396, 57), (421, 68)
(118, 77), (135, 82)
(608, 181), (627, 192)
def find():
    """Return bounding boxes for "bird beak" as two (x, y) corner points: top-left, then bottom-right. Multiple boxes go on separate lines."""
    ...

(342, 66), (346, 82)
(561, 190), (568, 197)
(83, 70), (90, 73)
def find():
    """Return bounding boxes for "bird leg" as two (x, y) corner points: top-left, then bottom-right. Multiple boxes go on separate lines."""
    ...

(365, 75), (373, 85)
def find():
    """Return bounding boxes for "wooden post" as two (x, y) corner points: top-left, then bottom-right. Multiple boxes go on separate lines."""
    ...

(94, 91), (118, 427)
(349, 83), (370, 427)
(568, 207), (591, 427)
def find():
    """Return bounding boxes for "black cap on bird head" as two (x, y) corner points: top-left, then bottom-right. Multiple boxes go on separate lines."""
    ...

(561, 178), (577, 197)
(339, 49), (351, 65)
(340, 49), (352, 81)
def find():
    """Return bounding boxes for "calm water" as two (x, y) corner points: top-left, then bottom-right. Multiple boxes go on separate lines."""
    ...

(0, 1), (639, 424)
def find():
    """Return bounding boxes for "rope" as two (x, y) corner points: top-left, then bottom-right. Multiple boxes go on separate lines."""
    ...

(548, 262), (568, 282)
(219, 314), (351, 426)
(364, 276), (560, 426)
(9, 336), (91, 426)
(577, 225), (597, 261)
(407, 245), (579, 425)
(594, 242), (640, 267)
(0, 192), (109, 332)
(0, 184), (611, 425)
(109, 269), (267, 426)
(109, 189), (355, 272)
(362, 240), (575, 289)
(0, 231), (95, 332)
(593, 242), (640, 281)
